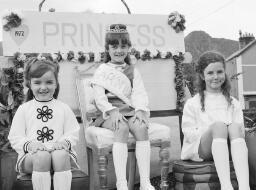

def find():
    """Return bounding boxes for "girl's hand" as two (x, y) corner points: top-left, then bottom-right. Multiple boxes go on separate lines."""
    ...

(51, 142), (68, 151)
(108, 109), (124, 131)
(28, 142), (47, 154)
(131, 110), (149, 127)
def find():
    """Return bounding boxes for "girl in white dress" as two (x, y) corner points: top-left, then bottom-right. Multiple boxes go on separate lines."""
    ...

(181, 51), (250, 190)
(91, 24), (155, 190)
(8, 58), (80, 190)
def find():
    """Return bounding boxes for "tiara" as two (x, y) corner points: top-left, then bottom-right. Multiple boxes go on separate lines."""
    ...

(107, 24), (128, 34)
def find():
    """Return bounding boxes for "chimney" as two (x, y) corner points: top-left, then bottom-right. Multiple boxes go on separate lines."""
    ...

(239, 30), (255, 49)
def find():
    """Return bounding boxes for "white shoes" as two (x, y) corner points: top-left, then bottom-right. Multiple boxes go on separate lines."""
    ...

(116, 182), (128, 190)
(140, 184), (155, 190)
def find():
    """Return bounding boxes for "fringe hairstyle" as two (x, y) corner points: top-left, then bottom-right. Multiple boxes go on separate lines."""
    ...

(24, 58), (60, 102)
(104, 24), (132, 65)
(196, 51), (232, 111)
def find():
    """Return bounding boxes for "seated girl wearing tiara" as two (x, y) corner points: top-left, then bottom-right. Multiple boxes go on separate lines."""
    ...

(8, 58), (80, 190)
(181, 51), (250, 190)
(91, 24), (155, 190)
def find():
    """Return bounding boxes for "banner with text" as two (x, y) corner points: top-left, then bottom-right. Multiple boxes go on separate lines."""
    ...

(2, 11), (185, 56)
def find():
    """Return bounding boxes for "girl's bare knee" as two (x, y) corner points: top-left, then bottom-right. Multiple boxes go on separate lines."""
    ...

(32, 151), (51, 171)
(114, 123), (129, 142)
(228, 123), (244, 140)
(129, 123), (149, 141)
(210, 122), (228, 139)
(51, 149), (71, 172)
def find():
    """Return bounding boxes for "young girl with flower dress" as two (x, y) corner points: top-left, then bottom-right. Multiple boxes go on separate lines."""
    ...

(91, 24), (155, 190)
(181, 51), (250, 190)
(8, 58), (80, 190)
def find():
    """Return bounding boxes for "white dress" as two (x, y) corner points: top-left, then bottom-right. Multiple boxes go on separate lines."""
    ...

(8, 98), (80, 172)
(181, 91), (244, 161)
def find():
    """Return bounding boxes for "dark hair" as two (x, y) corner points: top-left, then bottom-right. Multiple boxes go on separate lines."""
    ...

(24, 58), (60, 102)
(104, 24), (132, 64)
(196, 51), (232, 111)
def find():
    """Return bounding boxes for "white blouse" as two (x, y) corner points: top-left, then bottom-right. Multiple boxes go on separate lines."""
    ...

(181, 91), (244, 161)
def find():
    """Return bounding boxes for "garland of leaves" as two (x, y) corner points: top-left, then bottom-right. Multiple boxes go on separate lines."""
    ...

(8, 49), (177, 65)
(0, 52), (25, 152)
(173, 52), (185, 112)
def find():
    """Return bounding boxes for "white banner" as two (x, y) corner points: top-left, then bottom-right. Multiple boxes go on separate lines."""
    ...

(2, 11), (185, 56)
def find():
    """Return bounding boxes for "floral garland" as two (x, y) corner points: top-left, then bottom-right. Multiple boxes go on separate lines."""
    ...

(173, 52), (185, 112)
(8, 49), (178, 65)
(0, 52), (25, 152)
(168, 11), (186, 33)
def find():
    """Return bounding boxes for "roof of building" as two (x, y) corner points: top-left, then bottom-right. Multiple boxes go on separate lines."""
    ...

(226, 39), (256, 62)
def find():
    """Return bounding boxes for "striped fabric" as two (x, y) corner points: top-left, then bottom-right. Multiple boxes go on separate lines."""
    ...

(173, 160), (238, 190)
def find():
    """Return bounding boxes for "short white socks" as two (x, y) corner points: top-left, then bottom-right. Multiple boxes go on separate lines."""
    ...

(53, 170), (72, 190)
(32, 171), (51, 190)
(212, 138), (233, 190)
(113, 142), (128, 190)
(231, 138), (250, 190)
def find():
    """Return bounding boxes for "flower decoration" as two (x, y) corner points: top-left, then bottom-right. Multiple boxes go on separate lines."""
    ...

(88, 52), (95, 62)
(168, 11), (186, 33)
(153, 50), (161, 59)
(2, 11), (23, 31)
(100, 52), (106, 62)
(141, 49), (152, 61)
(37, 106), (53, 122)
(130, 48), (141, 60)
(67, 51), (75, 61)
(37, 126), (54, 143)
(78, 51), (86, 64)
(55, 52), (63, 62)
(37, 53), (47, 61)
(173, 52), (185, 112)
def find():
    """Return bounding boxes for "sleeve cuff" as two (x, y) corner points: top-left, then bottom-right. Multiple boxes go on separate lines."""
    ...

(23, 141), (32, 153)
(64, 139), (72, 151)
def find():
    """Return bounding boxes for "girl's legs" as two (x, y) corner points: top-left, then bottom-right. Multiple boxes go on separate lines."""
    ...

(102, 119), (129, 190)
(51, 149), (72, 190)
(199, 122), (233, 190)
(128, 119), (154, 190)
(228, 123), (250, 190)
(23, 151), (51, 190)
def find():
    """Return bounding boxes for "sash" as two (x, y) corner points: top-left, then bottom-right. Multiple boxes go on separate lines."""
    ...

(91, 64), (133, 107)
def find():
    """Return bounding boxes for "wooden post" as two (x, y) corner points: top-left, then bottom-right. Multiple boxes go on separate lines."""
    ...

(159, 141), (170, 190)
(98, 154), (108, 190)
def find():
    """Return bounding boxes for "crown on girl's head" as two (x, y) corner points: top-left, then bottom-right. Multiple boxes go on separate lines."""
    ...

(107, 24), (128, 34)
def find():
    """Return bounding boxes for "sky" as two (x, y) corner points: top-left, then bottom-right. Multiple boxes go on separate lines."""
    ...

(0, 0), (255, 41)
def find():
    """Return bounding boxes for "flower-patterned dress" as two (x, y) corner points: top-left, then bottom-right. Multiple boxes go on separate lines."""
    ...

(8, 98), (80, 173)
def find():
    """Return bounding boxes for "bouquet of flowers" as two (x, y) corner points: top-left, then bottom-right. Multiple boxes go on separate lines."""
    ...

(168, 11), (186, 33)
(2, 10), (23, 31)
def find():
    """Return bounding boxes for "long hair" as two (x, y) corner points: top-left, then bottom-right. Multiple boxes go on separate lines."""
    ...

(104, 24), (132, 65)
(24, 58), (60, 102)
(196, 51), (232, 111)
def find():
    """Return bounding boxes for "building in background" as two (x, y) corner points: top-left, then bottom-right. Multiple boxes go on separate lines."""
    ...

(226, 31), (256, 109)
